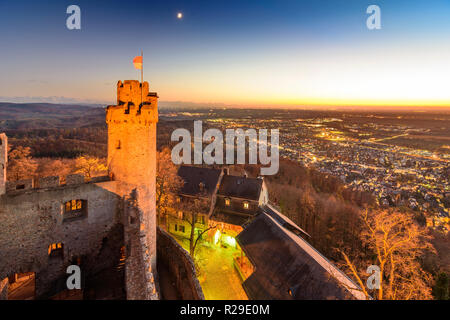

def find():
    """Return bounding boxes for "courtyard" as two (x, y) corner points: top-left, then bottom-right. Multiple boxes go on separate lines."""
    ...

(172, 234), (248, 300)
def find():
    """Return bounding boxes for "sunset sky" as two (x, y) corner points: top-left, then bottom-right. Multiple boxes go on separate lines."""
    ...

(0, 0), (449, 108)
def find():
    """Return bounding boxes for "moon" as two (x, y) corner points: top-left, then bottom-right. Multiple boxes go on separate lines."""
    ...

(177, 12), (183, 19)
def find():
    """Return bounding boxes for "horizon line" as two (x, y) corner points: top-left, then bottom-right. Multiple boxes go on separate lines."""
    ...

(0, 98), (449, 111)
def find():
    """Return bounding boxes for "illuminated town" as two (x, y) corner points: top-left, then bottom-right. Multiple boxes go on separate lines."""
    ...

(163, 109), (450, 233)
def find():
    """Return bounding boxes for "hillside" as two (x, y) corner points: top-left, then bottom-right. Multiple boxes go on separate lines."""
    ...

(0, 102), (105, 129)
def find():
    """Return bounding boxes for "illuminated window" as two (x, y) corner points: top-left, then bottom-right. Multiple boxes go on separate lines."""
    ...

(175, 224), (185, 233)
(178, 211), (184, 220)
(63, 199), (87, 221)
(48, 243), (63, 258)
(197, 215), (205, 225)
(243, 201), (249, 209)
(225, 198), (231, 206)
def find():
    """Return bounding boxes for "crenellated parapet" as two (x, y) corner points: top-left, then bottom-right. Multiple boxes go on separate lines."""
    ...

(4, 174), (111, 194)
(106, 80), (158, 126)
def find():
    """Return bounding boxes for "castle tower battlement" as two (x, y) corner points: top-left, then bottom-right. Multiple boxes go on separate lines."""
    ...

(0, 133), (7, 195)
(106, 80), (158, 125)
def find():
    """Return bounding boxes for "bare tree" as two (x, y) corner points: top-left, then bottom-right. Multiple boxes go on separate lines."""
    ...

(156, 147), (183, 227)
(74, 156), (107, 179)
(340, 209), (434, 300)
(179, 198), (216, 257)
(35, 158), (74, 179)
(7, 146), (37, 181)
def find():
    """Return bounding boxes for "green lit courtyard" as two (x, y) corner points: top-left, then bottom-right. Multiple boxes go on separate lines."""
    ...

(171, 235), (248, 300)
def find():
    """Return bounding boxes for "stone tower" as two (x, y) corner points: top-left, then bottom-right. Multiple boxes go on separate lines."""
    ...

(106, 80), (158, 274)
(0, 133), (7, 196)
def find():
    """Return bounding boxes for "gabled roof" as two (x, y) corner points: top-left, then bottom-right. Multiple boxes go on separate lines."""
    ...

(261, 204), (310, 238)
(217, 175), (263, 201)
(236, 207), (365, 300)
(177, 166), (222, 197)
(209, 210), (254, 227)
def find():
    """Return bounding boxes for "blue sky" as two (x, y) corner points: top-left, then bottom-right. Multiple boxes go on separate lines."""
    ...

(0, 0), (449, 107)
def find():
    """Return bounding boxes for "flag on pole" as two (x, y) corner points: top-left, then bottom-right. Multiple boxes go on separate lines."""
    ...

(133, 56), (143, 70)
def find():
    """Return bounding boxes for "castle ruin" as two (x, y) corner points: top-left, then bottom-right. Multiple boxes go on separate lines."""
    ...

(0, 81), (203, 300)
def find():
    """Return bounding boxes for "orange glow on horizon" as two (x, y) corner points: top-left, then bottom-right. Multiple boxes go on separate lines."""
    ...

(158, 96), (450, 109)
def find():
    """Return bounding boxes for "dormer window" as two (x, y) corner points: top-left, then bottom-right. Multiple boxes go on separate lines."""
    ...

(243, 201), (249, 209)
(225, 198), (231, 206)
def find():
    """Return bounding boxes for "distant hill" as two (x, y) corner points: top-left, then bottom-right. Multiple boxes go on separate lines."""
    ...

(0, 102), (105, 129)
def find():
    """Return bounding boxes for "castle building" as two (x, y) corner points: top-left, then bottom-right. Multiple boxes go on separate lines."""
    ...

(0, 81), (365, 300)
(0, 81), (203, 300)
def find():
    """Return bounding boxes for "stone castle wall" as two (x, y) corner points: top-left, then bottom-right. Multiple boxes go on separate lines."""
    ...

(157, 227), (204, 300)
(0, 79), (204, 300)
(122, 190), (158, 299)
(0, 178), (122, 298)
